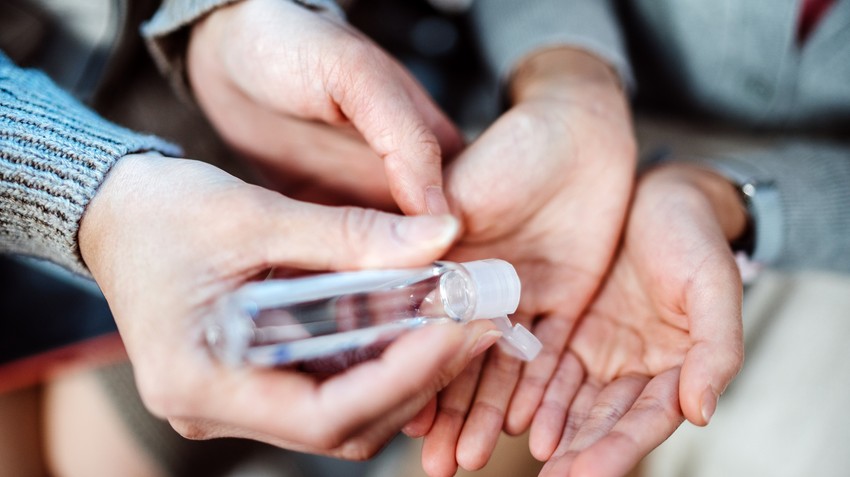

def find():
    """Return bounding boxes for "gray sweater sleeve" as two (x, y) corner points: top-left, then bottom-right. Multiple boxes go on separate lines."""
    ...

(469, 0), (634, 90)
(0, 52), (180, 276)
(687, 141), (850, 273)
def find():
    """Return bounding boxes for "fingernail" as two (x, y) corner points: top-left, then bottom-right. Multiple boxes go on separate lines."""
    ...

(394, 214), (459, 247)
(425, 186), (450, 215)
(701, 387), (718, 424)
(470, 330), (503, 358)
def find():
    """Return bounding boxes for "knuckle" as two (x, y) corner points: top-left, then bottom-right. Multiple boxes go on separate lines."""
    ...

(633, 393), (679, 422)
(337, 206), (382, 262)
(335, 39), (383, 98)
(302, 422), (349, 451)
(488, 349), (524, 377)
(169, 418), (212, 441)
(134, 366), (205, 425)
(338, 440), (383, 461)
(587, 404), (624, 429)
(519, 373), (550, 397)
(471, 399), (508, 421)
(340, 36), (379, 66)
(409, 123), (442, 164)
(505, 106), (561, 150)
(438, 404), (472, 425)
(134, 373), (178, 419)
(382, 122), (441, 180)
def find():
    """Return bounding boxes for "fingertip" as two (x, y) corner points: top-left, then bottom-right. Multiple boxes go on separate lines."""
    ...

(528, 425), (558, 462)
(456, 451), (488, 473)
(403, 398), (437, 437)
(421, 431), (460, 477)
(679, 342), (740, 426)
(455, 417), (516, 472)
(380, 129), (445, 216)
(425, 185), (451, 215)
(393, 213), (459, 250)
(421, 453), (458, 477)
(699, 386), (718, 425)
(679, 383), (718, 427)
(504, 391), (537, 436)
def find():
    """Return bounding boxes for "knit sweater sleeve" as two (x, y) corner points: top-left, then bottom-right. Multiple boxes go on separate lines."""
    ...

(469, 0), (634, 90)
(0, 52), (180, 276)
(683, 140), (850, 273)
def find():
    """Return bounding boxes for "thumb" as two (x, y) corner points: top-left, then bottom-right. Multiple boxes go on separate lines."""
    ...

(262, 199), (460, 271)
(679, 260), (744, 426)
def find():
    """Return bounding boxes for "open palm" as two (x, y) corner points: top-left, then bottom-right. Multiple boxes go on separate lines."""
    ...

(535, 164), (745, 477)
(413, 89), (636, 476)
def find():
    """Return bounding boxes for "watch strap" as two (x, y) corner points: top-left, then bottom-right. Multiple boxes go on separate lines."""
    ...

(701, 160), (784, 265)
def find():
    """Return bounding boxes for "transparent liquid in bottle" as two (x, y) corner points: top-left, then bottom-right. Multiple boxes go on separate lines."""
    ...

(206, 259), (535, 371)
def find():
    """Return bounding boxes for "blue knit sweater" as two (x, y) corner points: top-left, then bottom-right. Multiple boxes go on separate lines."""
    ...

(0, 52), (179, 275)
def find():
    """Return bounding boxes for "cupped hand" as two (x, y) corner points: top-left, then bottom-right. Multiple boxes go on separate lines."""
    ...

(409, 49), (637, 476)
(535, 162), (745, 476)
(78, 153), (500, 459)
(187, 0), (463, 213)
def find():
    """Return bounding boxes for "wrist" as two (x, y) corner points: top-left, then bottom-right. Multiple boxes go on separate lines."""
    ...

(642, 163), (750, 243)
(508, 47), (624, 105)
(79, 154), (159, 276)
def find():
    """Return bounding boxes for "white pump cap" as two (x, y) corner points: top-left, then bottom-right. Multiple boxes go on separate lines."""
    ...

(490, 316), (543, 361)
(462, 259), (521, 319)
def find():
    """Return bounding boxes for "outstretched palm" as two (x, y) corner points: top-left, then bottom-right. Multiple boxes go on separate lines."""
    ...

(536, 165), (745, 477)
(414, 89), (636, 477)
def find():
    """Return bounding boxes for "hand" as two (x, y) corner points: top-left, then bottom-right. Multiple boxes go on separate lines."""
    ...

(408, 49), (638, 476)
(187, 0), (463, 213)
(535, 162), (746, 476)
(78, 153), (500, 459)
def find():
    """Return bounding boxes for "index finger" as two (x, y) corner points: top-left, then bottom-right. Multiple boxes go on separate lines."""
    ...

(334, 47), (460, 215)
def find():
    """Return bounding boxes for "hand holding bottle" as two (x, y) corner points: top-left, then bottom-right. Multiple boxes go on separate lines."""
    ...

(207, 259), (540, 371)
(78, 153), (500, 458)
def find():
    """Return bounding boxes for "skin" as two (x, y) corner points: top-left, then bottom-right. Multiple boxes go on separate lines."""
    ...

(77, 153), (500, 459)
(408, 48), (638, 477)
(182, 5), (748, 472)
(187, 0), (463, 213)
(535, 162), (746, 477)
(408, 50), (747, 477)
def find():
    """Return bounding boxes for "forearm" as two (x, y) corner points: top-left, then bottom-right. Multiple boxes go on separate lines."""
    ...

(0, 53), (178, 275)
(509, 47), (624, 104)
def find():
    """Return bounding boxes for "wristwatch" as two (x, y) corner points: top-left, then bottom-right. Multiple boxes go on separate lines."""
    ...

(704, 161), (783, 265)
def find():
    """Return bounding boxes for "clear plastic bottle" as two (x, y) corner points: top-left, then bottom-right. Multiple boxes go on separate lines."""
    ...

(205, 259), (541, 369)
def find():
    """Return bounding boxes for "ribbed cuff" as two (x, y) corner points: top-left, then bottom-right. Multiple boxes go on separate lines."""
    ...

(679, 141), (850, 273)
(1, 54), (180, 276)
(141, 0), (346, 99)
(696, 158), (784, 265)
(470, 0), (634, 93)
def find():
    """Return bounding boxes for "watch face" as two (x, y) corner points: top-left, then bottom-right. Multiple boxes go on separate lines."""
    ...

(739, 178), (781, 265)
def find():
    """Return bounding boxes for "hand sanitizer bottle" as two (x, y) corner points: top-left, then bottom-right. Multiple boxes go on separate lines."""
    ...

(205, 259), (541, 369)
